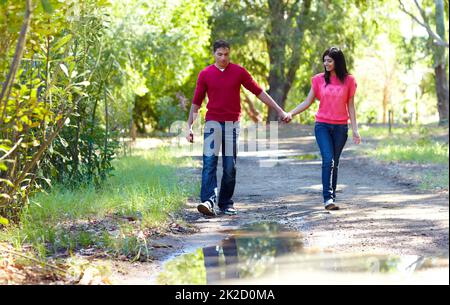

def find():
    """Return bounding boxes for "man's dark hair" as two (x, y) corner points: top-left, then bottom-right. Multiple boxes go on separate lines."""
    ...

(213, 40), (230, 52)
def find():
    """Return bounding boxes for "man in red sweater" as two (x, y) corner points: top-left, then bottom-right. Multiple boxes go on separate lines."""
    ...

(186, 40), (290, 216)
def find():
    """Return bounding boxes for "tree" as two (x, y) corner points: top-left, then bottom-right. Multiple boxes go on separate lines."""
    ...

(210, 0), (373, 122)
(265, 0), (311, 121)
(107, 0), (211, 132)
(1, 0), (122, 220)
(399, 0), (449, 125)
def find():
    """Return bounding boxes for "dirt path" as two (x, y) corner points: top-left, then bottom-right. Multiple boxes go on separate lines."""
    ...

(110, 124), (449, 284)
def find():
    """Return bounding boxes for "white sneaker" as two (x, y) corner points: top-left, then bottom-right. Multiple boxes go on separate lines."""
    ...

(198, 188), (218, 216)
(324, 199), (339, 210)
(197, 200), (216, 216)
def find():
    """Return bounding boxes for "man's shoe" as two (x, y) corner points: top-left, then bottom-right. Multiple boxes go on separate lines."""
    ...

(197, 200), (216, 216)
(219, 207), (237, 216)
(324, 199), (339, 210)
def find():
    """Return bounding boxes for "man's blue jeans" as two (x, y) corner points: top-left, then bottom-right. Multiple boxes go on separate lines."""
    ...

(314, 122), (348, 202)
(201, 121), (240, 209)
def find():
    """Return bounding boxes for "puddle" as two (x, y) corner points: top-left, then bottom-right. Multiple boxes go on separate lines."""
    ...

(156, 222), (449, 285)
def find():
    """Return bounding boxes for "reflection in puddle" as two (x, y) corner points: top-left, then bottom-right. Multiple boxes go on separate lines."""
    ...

(156, 222), (449, 285)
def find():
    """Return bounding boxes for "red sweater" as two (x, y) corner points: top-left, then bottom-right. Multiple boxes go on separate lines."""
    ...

(192, 63), (263, 122)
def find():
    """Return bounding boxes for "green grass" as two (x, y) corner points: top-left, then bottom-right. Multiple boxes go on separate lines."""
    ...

(0, 146), (199, 260)
(419, 170), (449, 191)
(358, 123), (448, 140)
(359, 124), (449, 164)
(292, 153), (320, 161)
(368, 141), (448, 164)
(356, 123), (449, 191)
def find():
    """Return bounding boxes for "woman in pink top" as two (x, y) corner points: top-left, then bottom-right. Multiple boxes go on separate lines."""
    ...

(287, 47), (361, 210)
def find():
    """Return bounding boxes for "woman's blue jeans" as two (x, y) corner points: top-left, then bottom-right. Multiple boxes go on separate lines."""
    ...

(201, 121), (239, 209)
(314, 122), (348, 202)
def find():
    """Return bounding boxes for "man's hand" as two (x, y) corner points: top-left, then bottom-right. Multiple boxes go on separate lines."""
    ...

(186, 128), (194, 143)
(352, 129), (361, 144)
(186, 104), (200, 143)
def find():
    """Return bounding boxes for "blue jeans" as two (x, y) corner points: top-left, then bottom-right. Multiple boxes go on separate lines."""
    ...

(314, 122), (348, 202)
(201, 121), (240, 209)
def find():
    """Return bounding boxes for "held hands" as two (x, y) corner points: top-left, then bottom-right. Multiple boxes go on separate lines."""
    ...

(352, 129), (361, 144)
(279, 111), (292, 123)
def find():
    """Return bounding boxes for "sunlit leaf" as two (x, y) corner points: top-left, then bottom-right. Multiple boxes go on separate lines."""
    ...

(59, 136), (68, 148)
(0, 216), (9, 226)
(60, 63), (69, 77)
(76, 81), (91, 87)
(20, 115), (33, 126)
(0, 162), (8, 171)
(0, 144), (11, 152)
(53, 34), (73, 51)
(40, 178), (52, 188)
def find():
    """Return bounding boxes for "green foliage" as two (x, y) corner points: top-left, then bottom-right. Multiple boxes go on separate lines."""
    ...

(0, 148), (197, 259)
(0, 0), (132, 219)
(106, 0), (211, 132)
(41, 121), (120, 186)
(40, 0), (55, 14)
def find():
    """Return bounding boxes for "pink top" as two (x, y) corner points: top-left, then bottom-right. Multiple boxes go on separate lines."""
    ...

(192, 63), (263, 122)
(311, 73), (357, 124)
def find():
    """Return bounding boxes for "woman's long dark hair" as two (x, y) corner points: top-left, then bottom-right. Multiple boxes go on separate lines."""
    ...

(322, 47), (348, 85)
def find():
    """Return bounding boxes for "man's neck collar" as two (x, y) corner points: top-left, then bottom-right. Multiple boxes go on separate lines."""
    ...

(214, 63), (229, 70)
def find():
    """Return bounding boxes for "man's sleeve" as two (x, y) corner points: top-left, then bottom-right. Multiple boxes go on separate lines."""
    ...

(241, 68), (263, 96)
(192, 71), (207, 106)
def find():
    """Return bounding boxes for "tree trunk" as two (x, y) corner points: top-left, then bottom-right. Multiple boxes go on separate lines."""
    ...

(267, 80), (285, 121)
(435, 64), (449, 124)
(266, 0), (287, 122)
(88, 84), (101, 179)
(382, 84), (389, 124)
(130, 106), (136, 141)
(103, 86), (109, 166)
(0, 0), (33, 126)
(266, 0), (311, 122)
(434, 0), (449, 125)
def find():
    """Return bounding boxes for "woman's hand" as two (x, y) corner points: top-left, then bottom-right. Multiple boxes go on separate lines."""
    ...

(352, 129), (361, 144)
(282, 111), (293, 123)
